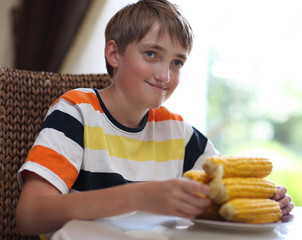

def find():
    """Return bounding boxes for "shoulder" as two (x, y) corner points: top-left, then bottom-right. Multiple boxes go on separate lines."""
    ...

(148, 106), (183, 122)
(50, 88), (99, 109)
(59, 88), (96, 105)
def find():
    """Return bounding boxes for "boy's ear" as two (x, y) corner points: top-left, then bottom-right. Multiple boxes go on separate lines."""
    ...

(105, 40), (119, 69)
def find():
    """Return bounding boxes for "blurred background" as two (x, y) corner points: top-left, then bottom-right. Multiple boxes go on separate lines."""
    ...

(1, 0), (301, 205)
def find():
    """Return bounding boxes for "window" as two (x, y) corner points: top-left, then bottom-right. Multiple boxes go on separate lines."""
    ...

(170, 0), (302, 205)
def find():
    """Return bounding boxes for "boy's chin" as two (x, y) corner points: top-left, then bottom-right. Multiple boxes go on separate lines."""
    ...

(148, 102), (165, 110)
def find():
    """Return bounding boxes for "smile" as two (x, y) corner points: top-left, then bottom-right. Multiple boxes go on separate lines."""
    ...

(146, 81), (167, 91)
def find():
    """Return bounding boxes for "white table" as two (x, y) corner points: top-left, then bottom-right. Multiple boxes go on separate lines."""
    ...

(52, 207), (301, 240)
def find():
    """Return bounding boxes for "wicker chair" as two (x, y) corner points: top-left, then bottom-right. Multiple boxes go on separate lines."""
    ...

(0, 66), (111, 240)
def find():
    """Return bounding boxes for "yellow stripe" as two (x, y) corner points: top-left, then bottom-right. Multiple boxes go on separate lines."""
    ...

(84, 125), (184, 162)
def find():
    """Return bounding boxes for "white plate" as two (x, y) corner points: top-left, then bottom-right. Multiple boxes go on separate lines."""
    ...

(99, 211), (137, 220)
(192, 219), (283, 232)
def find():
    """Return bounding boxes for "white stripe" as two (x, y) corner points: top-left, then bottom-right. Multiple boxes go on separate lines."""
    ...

(33, 128), (83, 171)
(85, 111), (191, 142)
(46, 88), (95, 120)
(183, 121), (194, 145)
(82, 149), (184, 181)
(46, 98), (84, 123)
(17, 161), (69, 194)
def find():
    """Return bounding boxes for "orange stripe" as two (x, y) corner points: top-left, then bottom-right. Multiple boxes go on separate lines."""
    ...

(51, 90), (104, 113)
(50, 98), (60, 106)
(26, 145), (79, 189)
(148, 106), (183, 122)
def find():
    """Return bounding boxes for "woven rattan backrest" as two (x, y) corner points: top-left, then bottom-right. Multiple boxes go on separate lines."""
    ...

(0, 67), (111, 240)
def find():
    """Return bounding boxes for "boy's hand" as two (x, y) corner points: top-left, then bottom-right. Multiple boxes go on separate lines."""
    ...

(137, 179), (210, 219)
(272, 186), (294, 215)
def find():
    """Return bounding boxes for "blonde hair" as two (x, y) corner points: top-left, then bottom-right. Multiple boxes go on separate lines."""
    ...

(105, 0), (194, 77)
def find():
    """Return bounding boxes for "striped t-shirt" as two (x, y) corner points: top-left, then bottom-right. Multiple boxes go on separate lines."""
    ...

(17, 88), (219, 194)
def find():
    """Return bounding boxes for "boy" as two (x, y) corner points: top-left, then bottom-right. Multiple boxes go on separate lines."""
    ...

(16, 0), (293, 236)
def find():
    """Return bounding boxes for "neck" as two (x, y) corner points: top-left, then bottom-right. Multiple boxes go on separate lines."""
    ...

(98, 87), (148, 129)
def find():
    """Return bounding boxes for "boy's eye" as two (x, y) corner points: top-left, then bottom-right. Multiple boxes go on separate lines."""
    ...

(145, 51), (156, 58)
(173, 60), (184, 68)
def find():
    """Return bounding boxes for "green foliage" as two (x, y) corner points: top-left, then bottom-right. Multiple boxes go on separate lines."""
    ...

(206, 46), (302, 206)
(268, 169), (302, 206)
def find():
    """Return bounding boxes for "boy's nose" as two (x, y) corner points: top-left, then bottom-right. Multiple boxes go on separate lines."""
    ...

(154, 63), (170, 83)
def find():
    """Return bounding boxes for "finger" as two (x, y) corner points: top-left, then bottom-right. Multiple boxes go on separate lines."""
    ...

(175, 189), (211, 216)
(194, 192), (207, 199)
(167, 179), (211, 217)
(165, 196), (201, 219)
(278, 195), (292, 209)
(281, 203), (294, 215)
(174, 208), (197, 219)
(195, 184), (210, 197)
(182, 180), (210, 197)
(185, 190), (211, 209)
(174, 199), (210, 219)
(176, 208), (202, 219)
(273, 186), (287, 201)
(177, 185), (211, 209)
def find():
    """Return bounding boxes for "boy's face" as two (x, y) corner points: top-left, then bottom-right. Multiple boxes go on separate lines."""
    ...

(114, 23), (188, 111)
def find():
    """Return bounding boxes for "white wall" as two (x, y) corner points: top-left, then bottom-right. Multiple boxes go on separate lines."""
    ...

(0, 0), (21, 68)
(60, 0), (135, 75)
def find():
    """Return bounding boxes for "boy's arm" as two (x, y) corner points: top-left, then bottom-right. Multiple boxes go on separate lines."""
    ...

(16, 172), (210, 235)
(16, 172), (137, 235)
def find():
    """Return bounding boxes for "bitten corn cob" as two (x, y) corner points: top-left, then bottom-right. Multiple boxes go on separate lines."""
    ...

(198, 202), (222, 221)
(183, 169), (219, 219)
(219, 198), (282, 224)
(209, 177), (277, 204)
(203, 156), (273, 178)
(183, 169), (213, 198)
(183, 169), (213, 184)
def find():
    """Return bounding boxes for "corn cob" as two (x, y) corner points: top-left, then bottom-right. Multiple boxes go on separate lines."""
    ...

(183, 169), (213, 198)
(203, 156), (273, 178)
(183, 169), (213, 184)
(209, 177), (277, 204)
(197, 202), (222, 220)
(219, 198), (282, 224)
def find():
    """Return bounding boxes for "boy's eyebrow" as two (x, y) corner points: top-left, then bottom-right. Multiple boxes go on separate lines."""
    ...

(176, 53), (188, 61)
(145, 44), (187, 60)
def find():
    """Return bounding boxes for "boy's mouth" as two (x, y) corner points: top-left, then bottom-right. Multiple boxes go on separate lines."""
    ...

(146, 81), (167, 91)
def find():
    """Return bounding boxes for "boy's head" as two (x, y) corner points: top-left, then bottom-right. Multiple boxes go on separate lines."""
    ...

(105, 0), (193, 77)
